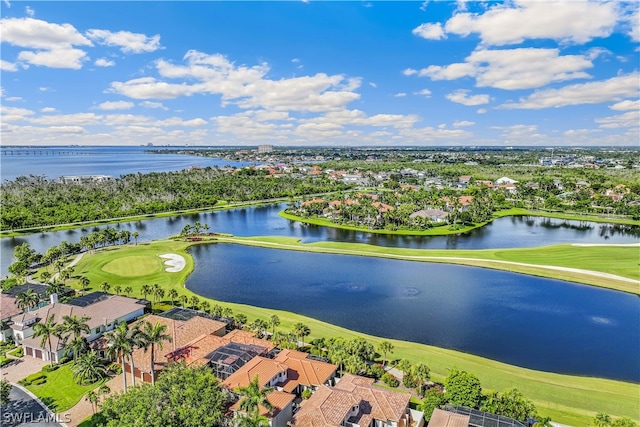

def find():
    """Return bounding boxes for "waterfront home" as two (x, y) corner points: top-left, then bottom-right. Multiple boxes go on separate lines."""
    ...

(409, 209), (449, 223)
(122, 310), (228, 382)
(0, 294), (22, 341)
(290, 373), (424, 427)
(12, 292), (146, 363)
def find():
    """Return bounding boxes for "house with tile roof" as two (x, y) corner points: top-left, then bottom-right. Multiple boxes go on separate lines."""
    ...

(290, 373), (424, 427)
(123, 312), (228, 383)
(11, 292), (146, 363)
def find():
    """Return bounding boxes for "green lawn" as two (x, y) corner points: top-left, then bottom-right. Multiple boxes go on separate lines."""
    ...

(61, 238), (640, 425)
(25, 364), (108, 412)
(102, 255), (164, 277)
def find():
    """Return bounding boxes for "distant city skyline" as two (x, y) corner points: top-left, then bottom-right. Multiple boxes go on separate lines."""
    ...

(1, 1), (638, 147)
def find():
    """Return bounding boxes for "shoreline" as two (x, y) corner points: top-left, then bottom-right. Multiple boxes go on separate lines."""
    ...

(2, 204), (638, 238)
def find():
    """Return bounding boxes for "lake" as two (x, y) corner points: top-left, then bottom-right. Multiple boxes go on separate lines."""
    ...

(0, 146), (249, 182)
(2, 203), (639, 276)
(186, 243), (640, 382)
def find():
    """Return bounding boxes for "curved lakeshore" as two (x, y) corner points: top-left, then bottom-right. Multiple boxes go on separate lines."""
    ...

(60, 237), (640, 426)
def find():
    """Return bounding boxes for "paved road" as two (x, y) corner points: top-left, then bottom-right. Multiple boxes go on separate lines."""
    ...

(1, 384), (65, 427)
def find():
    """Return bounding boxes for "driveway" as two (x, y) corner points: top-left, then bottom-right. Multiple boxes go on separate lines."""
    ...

(1, 384), (65, 427)
(1, 356), (48, 383)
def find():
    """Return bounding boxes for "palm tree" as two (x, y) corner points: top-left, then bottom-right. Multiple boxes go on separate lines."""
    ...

(113, 285), (122, 295)
(235, 375), (274, 418)
(124, 286), (133, 297)
(79, 276), (90, 294)
(222, 307), (233, 318)
(100, 281), (111, 294)
(235, 414), (270, 427)
(126, 324), (146, 387)
(41, 271), (52, 284)
(65, 336), (89, 361)
(46, 281), (65, 297)
(16, 290), (40, 311)
(179, 294), (188, 308)
(62, 314), (91, 340)
(132, 231), (139, 245)
(154, 288), (165, 303)
(292, 322), (310, 347)
(141, 284), (152, 301)
(141, 321), (172, 385)
(200, 300), (210, 313)
(72, 351), (106, 385)
(85, 390), (99, 414)
(377, 341), (394, 368)
(250, 319), (268, 338)
(168, 289), (179, 306)
(411, 362), (431, 395)
(189, 295), (200, 309)
(269, 315), (280, 336)
(105, 321), (134, 392)
(151, 284), (161, 302)
(33, 314), (58, 366)
(234, 313), (247, 330)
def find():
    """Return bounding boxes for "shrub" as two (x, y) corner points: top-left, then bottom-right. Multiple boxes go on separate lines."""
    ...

(301, 389), (312, 400)
(381, 373), (399, 388)
(31, 377), (47, 386)
(9, 347), (23, 358)
(108, 363), (122, 375)
(26, 372), (47, 382)
(58, 356), (71, 365)
(0, 356), (11, 368)
(42, 364), (59, 372)
(402, 373), (417, 389)
(368, 364), (385, 379)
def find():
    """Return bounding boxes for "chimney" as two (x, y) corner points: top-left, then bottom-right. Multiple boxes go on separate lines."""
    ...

(50, 293), (58, 304)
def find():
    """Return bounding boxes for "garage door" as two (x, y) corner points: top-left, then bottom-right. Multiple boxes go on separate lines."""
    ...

(26, 347), (33, 357)
(34, 349), (42, 359)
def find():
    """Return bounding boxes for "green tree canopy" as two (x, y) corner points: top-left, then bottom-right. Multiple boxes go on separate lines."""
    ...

(444, 368), (483, 408)
(97, 363), (227, 427)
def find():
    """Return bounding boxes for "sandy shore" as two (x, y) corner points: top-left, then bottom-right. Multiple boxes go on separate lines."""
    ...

(159, 253), (186, 272)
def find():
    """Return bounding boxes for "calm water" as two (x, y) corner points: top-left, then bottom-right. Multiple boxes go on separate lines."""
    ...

(2, 203), (639, 276)
(0, 146), (249, 181)
(187, 244), (640, 381)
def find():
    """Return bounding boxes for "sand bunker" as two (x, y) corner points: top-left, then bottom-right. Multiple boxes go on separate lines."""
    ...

(159, 253), (186, 272)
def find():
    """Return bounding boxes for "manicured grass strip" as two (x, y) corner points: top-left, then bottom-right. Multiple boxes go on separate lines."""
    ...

(26, 364), (107, 413)
(65, 239), (640, 426)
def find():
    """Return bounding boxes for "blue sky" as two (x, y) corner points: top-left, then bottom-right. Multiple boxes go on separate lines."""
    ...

(1, 1), (638, 147)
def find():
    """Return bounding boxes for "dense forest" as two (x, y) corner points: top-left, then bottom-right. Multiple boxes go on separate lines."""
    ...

(0, 169), (351, 230)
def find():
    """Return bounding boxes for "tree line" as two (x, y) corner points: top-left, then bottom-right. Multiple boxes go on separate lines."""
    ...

(1, 169), (351, 230)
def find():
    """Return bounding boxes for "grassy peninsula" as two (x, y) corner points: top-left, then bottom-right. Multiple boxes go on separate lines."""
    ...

(54, 237), (640, 426)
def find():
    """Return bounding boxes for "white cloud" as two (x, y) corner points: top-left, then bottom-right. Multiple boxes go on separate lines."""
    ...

(369, 82), (377, 88)
(1, 60), (18, 71)
(110, 50), (362, 113)
(5, 96), (22, 101)
(412, 23), (445, 40)
(393, 92), (407, 97)
(418, 48), (593, 90)
(95, 58), (115, 67)
(41, 107), (56, 113)
(0, 17), (93, 69)
(18, 48), (87, 69)
(477, 108), (487, 114)
(609, 99), (639, 111)
(444, 0), (620, 46)
(85, 29), (161, 53)
(492, 124), (543, 143)
(446, 90), (490, 106)
(403, 68), (418, 76)
(25, 6), (34, 17)
(0, 105), (35, 122)
(97, 101), (135, 110)
(595, 110), (640, 129)
(626, 7), (639, 42)
(39, 87), (52, 92)
(453, 120), (475, 127)
(29, 113), (102, 126)
(154, 117), (207, 127)
(0, 17), (92, 50)
(500, 72), (640, 109)
(414, 89), (432, 97)
(140, 101), (168, 110)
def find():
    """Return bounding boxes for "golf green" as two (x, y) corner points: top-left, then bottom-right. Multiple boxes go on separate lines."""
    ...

(101, 255), (162, 277)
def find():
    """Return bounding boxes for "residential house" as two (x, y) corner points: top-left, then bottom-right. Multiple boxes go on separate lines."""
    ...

(428, 408), (470, 427)
(0, 294), (22, 342)
(12, 292), (146, 363)
(409, 209), (448, 223)
(290, 373), (424, 427)
(123, 310), (228, 382)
